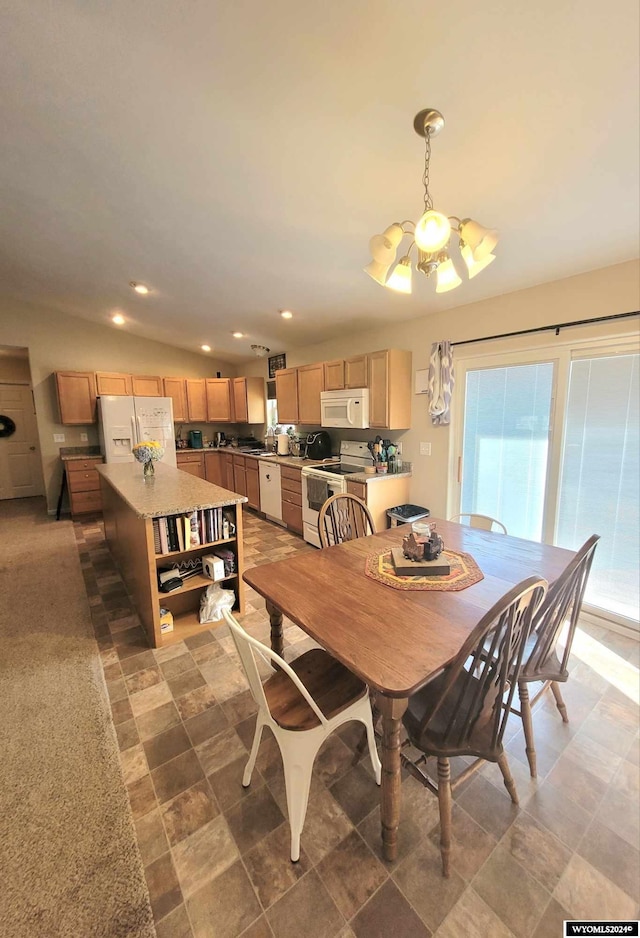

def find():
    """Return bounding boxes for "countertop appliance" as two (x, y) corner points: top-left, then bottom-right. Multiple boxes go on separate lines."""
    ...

(189, 429), (203, 449)
(277, 433), (290, 455)
(305, 430), (332, 460)
(98, 395), (177, 467)
(301, 440), (374, 547)
(320, 388), (370, 430)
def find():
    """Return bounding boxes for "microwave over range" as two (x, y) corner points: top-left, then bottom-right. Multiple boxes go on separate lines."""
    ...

(320, 388), (370, 429)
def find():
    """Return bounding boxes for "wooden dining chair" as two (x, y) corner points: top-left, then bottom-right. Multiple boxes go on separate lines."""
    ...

(222, 608), (381, 862)
(401, 575), (547, 877)
(513, 534), (600, 777)
(449, 513), (508, 534)
(318, 493), (376, 548)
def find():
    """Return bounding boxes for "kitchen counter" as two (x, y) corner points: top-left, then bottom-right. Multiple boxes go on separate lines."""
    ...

(96, 461), (246, 519)
(59, 446), (102, 462)
(347, 469), (412, 483)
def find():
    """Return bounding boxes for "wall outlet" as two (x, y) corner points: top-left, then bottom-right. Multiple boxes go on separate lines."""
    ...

(53, 433), (65, 443)
(420, 441), (432, 456)
(395, 442), (403, 456)
(80, 432), (88, 442)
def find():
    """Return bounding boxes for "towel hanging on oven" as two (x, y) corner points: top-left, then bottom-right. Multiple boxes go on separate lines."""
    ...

(307, 477), (329, 512)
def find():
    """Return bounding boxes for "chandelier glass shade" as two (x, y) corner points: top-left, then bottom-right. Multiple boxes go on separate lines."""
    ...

(365, 108), (499, 295)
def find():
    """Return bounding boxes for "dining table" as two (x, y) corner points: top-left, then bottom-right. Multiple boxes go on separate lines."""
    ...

(243, 518), (575, 862)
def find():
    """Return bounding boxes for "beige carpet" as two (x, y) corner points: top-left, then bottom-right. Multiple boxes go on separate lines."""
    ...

(0, 498), (155, 938)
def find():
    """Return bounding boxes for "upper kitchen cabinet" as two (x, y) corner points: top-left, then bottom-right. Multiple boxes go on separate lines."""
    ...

(163, 377), (188, 422)
(233, 377), (266, 424)
(206, 378), (233, 422)
(275, 368), (299, 424)
(323, 360), (345, 391)
(131, 375), (163, 397)
(297, 362), (325, 425)
(344, 354), (368, 389)
(185, 379), (207, 422)
(368, 349), (412, 429)
(95, 372), (133, 396)
(55, 371), (97, 425)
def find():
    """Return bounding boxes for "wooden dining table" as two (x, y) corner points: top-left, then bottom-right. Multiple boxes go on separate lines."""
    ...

(243, 518), (575, 862)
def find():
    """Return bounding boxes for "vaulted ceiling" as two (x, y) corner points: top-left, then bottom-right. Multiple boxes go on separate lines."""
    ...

(1, 1), (638, 363)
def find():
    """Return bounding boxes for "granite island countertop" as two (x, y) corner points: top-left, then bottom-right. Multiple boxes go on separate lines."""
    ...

(96, 461), (246, 519)
(59, 446), (102, 462)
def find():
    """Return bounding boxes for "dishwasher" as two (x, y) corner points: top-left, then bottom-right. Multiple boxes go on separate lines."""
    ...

(258, 460), (284, 525)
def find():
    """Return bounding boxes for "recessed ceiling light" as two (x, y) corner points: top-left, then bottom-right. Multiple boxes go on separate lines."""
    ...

(280, 309), (293, 319)
(232, 332), (244, 338)
(130, 281), (149, 295)
(112, 313), (125, 325)
(201, 344), (211, 352)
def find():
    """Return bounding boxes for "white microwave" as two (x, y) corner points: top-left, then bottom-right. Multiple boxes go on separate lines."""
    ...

(320, 388), (370, 429)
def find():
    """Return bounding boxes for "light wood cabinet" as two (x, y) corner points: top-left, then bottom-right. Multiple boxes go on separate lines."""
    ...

(233, 377), (266, 424)
(368, 349), (412, 430)
(281, 465), (303, 534)
(297, 362), (325, 425)
(176, 451), (205, 479)
(204, 451), (224, 486)
(245, 460), (260, 511)
(345, 354), (368, 389)
(95, 372), (133, 396)
(66, 457), (104, 516)
(55, 371), (97, 425)
(323, 360), (345, 391)
(222, 453), (235, 490)
(131, 375), (163, 396)
(275, 368), (299, 424)
(206, 378), (233, 422)
(186, 379), (207, 422)
(346, 474), (411, 532)
(163, 377), (188, 422)
(233, 454), (247, 498)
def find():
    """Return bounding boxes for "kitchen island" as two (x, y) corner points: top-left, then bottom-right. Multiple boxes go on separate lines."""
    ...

(96, 461), (247, 647)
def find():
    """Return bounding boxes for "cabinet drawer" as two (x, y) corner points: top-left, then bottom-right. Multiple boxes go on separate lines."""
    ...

(67, 471), (100, 493)
(282, 500), (302, 532)
(281, 476), (301, 496)
(280, 466), (302, 483)
(281, 488), (302, 507)
(71, 490), (102, 514)
(176, 452), (204, 465)
(66, 458), (103, 472)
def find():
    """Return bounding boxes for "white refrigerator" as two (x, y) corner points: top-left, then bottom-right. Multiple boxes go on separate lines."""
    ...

(98, 395), (177, 467)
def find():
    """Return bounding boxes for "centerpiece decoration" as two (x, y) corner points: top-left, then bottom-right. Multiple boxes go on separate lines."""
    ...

(132, 440), (164, 479)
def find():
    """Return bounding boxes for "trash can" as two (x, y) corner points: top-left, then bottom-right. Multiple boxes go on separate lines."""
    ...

(386, 504), (431, 528)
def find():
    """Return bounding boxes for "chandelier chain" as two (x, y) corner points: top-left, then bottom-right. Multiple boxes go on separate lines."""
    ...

(422, 130), (433, 213)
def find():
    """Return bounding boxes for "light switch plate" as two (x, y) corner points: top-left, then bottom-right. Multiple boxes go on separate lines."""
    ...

(80, 433), (88, 442)
(53, 433), (65, 443)
(420, 442), (432, 456)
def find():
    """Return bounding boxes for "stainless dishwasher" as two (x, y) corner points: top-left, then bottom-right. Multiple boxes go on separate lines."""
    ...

(258, 459), (284, 524)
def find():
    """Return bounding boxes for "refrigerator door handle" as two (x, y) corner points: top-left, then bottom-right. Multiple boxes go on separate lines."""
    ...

(131, 415), (138, 447)
(136, 416), (143, 445)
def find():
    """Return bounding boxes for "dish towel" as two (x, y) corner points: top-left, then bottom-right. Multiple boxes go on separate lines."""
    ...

(427, 340), (455, 426)
(307, 477), (330, 512)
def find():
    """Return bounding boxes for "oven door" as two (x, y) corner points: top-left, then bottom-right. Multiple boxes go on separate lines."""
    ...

(301, 470), (346, 547)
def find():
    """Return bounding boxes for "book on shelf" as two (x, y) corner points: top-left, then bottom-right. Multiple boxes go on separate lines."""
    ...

(153, 507), (234, 555)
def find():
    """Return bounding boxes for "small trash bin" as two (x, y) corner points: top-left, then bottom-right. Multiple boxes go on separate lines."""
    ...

(386, 504), (431, 528)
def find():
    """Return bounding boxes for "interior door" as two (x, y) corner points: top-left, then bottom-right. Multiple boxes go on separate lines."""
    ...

(0, 384), (44, 499)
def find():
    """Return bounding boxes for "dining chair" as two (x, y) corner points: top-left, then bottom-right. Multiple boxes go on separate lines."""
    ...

(401, 575), (547, 877)
(449, 513), (508, 534)
(222, 608), (381, 862)
(318, 493), (375, 548)
(513, 534), (600, 777)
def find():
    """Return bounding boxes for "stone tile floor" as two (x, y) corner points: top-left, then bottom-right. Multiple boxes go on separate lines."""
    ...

(73, 510), (640, 938)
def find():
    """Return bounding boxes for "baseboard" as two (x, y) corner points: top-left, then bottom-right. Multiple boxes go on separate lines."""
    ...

(580, 608), (639, 642)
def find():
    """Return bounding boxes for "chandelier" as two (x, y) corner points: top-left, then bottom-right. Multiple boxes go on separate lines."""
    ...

(251, 344), (270, 357)
(364, 108), (499, 295)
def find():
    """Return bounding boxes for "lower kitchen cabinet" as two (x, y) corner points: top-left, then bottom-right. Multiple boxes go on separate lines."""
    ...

(346, 475), (411, 532)
(281, 465), (303, 534)
(233, 454), (247, 498)
(204, 451), (224, 486)
(65, 457), (104, 516)
(245, 460), (260, 511)
(176, 451), (205, 478)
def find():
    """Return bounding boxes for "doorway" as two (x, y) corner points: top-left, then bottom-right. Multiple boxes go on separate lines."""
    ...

(0, 347), (44, 500)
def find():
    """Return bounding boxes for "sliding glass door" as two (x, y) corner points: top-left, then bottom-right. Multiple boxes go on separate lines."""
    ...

(453, 339), (639, 629)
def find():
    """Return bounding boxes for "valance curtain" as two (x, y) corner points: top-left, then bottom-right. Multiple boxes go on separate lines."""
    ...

(428, 340), (455, 425)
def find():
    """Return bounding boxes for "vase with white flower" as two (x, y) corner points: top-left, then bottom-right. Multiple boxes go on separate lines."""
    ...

(132, 441), (164, 479)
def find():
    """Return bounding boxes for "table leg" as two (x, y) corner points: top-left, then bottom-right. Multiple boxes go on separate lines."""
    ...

(266, 600), (284, 658)
(378, 695), (408, 862)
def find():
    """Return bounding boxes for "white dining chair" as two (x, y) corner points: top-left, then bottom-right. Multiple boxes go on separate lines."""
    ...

(449, 513), (508, 534)
(222, 608), (381, 862)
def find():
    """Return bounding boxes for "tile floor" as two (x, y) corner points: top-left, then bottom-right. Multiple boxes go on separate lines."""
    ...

(73, 509), (640, 938)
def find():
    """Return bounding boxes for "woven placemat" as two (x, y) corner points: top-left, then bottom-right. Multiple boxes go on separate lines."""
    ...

(364, 547), (484, 591)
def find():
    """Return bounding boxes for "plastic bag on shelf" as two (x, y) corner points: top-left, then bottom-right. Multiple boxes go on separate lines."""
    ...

(199, 582), (235, 624)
